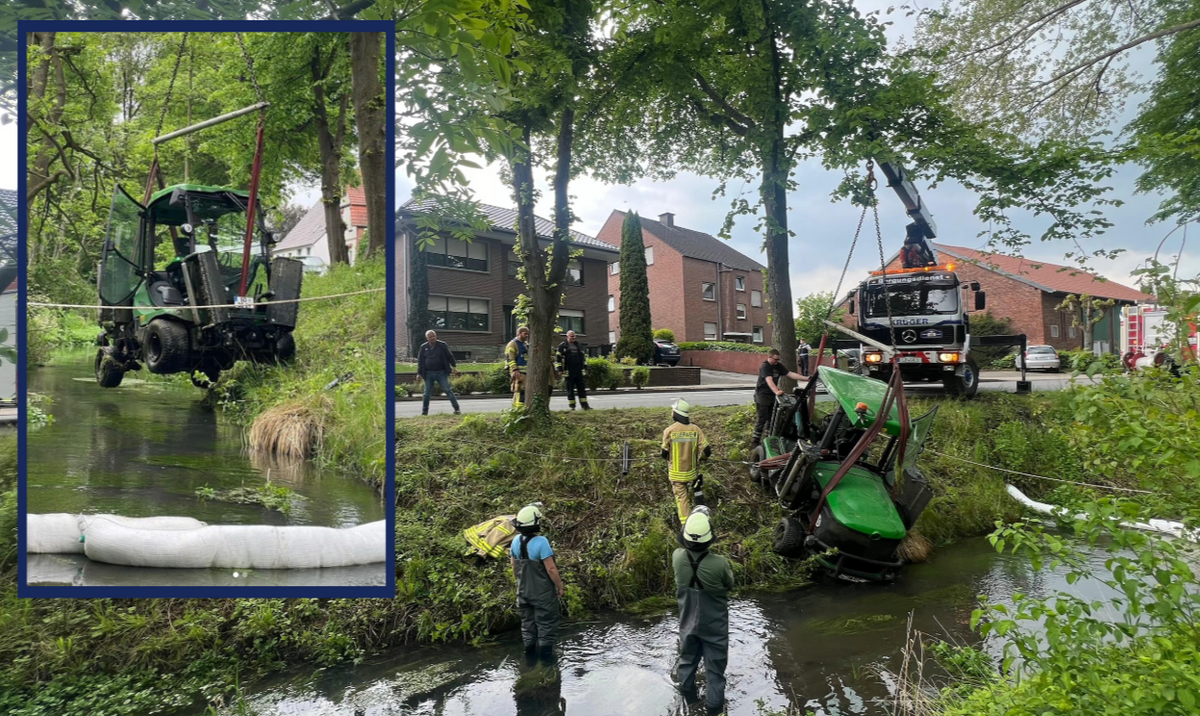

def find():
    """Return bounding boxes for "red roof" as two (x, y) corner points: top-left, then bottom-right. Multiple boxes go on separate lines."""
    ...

(346, 186), (367, 228)
(935, 243), (1154, 303)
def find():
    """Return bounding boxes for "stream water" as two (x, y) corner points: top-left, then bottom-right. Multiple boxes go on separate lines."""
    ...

(210, 538), (1117, 716)
(25, 350), (386, 587)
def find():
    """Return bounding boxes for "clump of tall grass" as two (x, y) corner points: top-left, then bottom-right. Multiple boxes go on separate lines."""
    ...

(248, 397), (327, 459)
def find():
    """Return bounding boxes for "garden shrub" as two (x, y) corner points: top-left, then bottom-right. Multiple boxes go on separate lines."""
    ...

(653, 329), (675, 342)
(631, 366), (651, 389)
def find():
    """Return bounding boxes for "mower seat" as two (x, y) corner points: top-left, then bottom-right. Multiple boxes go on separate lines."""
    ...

(148, 280), (185, 307)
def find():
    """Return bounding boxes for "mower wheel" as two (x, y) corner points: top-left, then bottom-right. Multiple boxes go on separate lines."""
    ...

(145, 319), (191, 374)
(749, 445), (766, 484)
(94, 347), (124, 388)
(274, 332), (296, 363)
(773, 517), (807, 558)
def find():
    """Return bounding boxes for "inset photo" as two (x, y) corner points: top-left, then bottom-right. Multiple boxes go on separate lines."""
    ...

(22, 28), (391, 593)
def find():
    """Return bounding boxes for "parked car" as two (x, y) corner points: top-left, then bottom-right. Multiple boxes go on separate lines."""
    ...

(653, 339), (681, 366)
(1015, 345), (1060, 372)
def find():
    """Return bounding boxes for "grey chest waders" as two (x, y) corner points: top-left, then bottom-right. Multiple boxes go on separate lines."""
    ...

(513, 534), (560, 655)
(675, 550), (729, 712)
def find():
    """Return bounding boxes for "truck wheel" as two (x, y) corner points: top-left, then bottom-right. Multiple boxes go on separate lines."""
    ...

(144, 319), (191, 374)
(773, 517), (807, 558)
(749, 445), (766, 484)
(943, 358), (979, 398)
(94, 347), (124, 388)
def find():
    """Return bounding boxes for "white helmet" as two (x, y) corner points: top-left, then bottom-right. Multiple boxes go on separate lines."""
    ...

(514, 504), (543, 530)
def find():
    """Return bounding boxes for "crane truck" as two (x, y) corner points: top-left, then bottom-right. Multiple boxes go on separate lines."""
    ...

(842, 161), (1029, 397)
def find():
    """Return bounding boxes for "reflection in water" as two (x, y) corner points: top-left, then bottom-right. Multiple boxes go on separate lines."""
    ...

(208, 538), (1114, 716)
(26, 352), (385, 586)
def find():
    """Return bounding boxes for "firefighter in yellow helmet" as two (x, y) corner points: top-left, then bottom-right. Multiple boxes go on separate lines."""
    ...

(661, 399), (711, 525)
(674, 506), (733, 714)
(510, 504), (564, 657)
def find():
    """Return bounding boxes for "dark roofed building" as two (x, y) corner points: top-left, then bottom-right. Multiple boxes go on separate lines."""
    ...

(396, 199), (618, 360)
(596, 210), (770, 345)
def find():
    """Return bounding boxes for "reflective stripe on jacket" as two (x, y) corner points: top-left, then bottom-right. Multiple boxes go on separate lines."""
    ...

(505, 339), (528, 373)
(662, 421), (709, 481)
(463, 515), (517, 559)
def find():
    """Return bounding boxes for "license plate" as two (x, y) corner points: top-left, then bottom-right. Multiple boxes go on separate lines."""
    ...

(898, 356), (923, 364)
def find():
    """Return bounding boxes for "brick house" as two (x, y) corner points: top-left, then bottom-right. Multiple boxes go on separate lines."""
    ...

(596, 211), (771, 345)
(395, 200), (618, 360)
(841, 243), (1154, 352)
(275, 186), (368, 269)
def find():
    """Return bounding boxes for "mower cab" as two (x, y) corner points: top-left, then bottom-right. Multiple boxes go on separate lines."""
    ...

(96, 183), (303, 388)
(752, 366), (937, 582)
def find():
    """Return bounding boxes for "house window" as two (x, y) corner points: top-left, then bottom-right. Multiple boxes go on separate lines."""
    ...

(735, 276), (745, 291)
(704, 322), (718, 340)
(429, 236), (488, 272)
(558, 309), (585, 334)
(1050, 324), (1060, 338)
(565, 260), (584, 286)
(608, 295), (615, 312)
(608, 331), (616, 344)
(751, 290), (762, 307)
(753, 326), (764, 343)
(736, 303), (747, 320)
(611, 261), (620, 275)
(507, 259), (521, 278)
(702, 282), (715, 301)
(645, 246), (654, 265)
(428, 295), (490, 332)
(1069, 325), (1076, 338)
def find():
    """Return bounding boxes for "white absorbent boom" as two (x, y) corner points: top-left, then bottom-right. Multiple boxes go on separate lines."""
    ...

(27, 513), (385, 569)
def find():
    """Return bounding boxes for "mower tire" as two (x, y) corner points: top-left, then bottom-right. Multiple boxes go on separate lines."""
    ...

(749, 445), (766, 484)
(145, 319), (191, 374)
(94, 347), (124, 388)
(274, 332), (296, 363)
(943, 357), (979, 399)
(773, 516), (807, 558)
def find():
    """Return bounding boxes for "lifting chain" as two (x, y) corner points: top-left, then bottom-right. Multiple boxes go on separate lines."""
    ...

(153, 32), (190, 150)
(235, 32), (266, 106)
(873, 175), (899, 353)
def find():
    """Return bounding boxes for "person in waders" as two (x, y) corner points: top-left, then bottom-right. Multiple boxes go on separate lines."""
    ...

(506, 326), (531, 408)
(662, 399), (711, 525)
(511, 504), (564, 658)
(674, 507), (734, 714)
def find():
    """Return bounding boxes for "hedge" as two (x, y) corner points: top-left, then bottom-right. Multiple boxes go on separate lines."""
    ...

(676, 341), (771, 353)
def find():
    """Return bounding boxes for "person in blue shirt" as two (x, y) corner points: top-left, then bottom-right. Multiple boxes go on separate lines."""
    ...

(511, 504), (564, 657)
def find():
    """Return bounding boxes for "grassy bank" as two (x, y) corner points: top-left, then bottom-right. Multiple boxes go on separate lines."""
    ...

(210, 258), (386, 486)
(0, 388), (1135, 714)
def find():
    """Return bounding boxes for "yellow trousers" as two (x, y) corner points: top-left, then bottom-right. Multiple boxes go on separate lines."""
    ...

(671, 480), (694, 525)
(511, 371), (525, 407)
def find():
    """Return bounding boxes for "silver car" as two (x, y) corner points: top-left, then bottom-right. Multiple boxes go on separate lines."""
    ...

(1016, 345), (1061, 372)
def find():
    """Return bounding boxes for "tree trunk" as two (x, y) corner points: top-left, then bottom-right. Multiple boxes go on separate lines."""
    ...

(348, 31), (386, 260)
(311, 45), (350, 265)
(761, 129), (798, 379)
(408, 231), (429, 356)
(27, 32), (68, 207)
(1081, 304), (1094, 351)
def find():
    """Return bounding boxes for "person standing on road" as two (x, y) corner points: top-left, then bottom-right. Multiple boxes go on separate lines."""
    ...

(673, 507), (733, 715)
(752, 349), (803, 446)
(797, 340), (810, 377)
(662, 399), (711, 525)
(511, 504), (564, 658)
(556, 330), (591, 410)
(417, 330), (460, 416)
(506, 326), (531, 407)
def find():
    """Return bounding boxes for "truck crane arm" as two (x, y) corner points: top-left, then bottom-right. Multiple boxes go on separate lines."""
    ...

(876, 160), (940, 269)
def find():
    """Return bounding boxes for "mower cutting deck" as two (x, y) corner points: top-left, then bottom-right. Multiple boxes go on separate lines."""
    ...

(751, 366), (936, 581)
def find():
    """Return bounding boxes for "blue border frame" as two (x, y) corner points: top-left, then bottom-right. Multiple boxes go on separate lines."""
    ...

(17, 20), (397, 599)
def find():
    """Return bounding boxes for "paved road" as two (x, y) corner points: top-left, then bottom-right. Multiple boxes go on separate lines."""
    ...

(397, 372), (1080, 418)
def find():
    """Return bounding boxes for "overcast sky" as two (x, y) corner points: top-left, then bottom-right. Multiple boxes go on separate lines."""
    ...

(391, 2), (1198, 302)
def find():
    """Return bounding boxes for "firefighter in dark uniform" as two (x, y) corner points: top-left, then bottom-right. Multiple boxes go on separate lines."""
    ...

(555, 329), (591, 410)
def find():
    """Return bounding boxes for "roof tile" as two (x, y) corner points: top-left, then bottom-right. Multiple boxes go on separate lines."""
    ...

(936, 243), (1153, 302)
(615, 211), (763, 271)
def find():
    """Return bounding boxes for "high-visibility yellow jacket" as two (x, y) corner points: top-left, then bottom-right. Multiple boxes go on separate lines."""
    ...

(463, 515), (518, 559)
(662, 421), (709, 482)
(505, 339), (528, 374)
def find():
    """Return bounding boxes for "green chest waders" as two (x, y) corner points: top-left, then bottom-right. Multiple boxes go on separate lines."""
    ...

(513, 535), (561, 655)
(675, 551), (729, 711)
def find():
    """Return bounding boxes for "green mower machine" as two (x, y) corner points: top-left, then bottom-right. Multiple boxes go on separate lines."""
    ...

(95, 183), (302, 388)
(749, 366), (937, 582)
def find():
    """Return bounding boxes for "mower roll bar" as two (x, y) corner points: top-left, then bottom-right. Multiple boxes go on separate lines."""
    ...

(152, 102), (270, 145)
